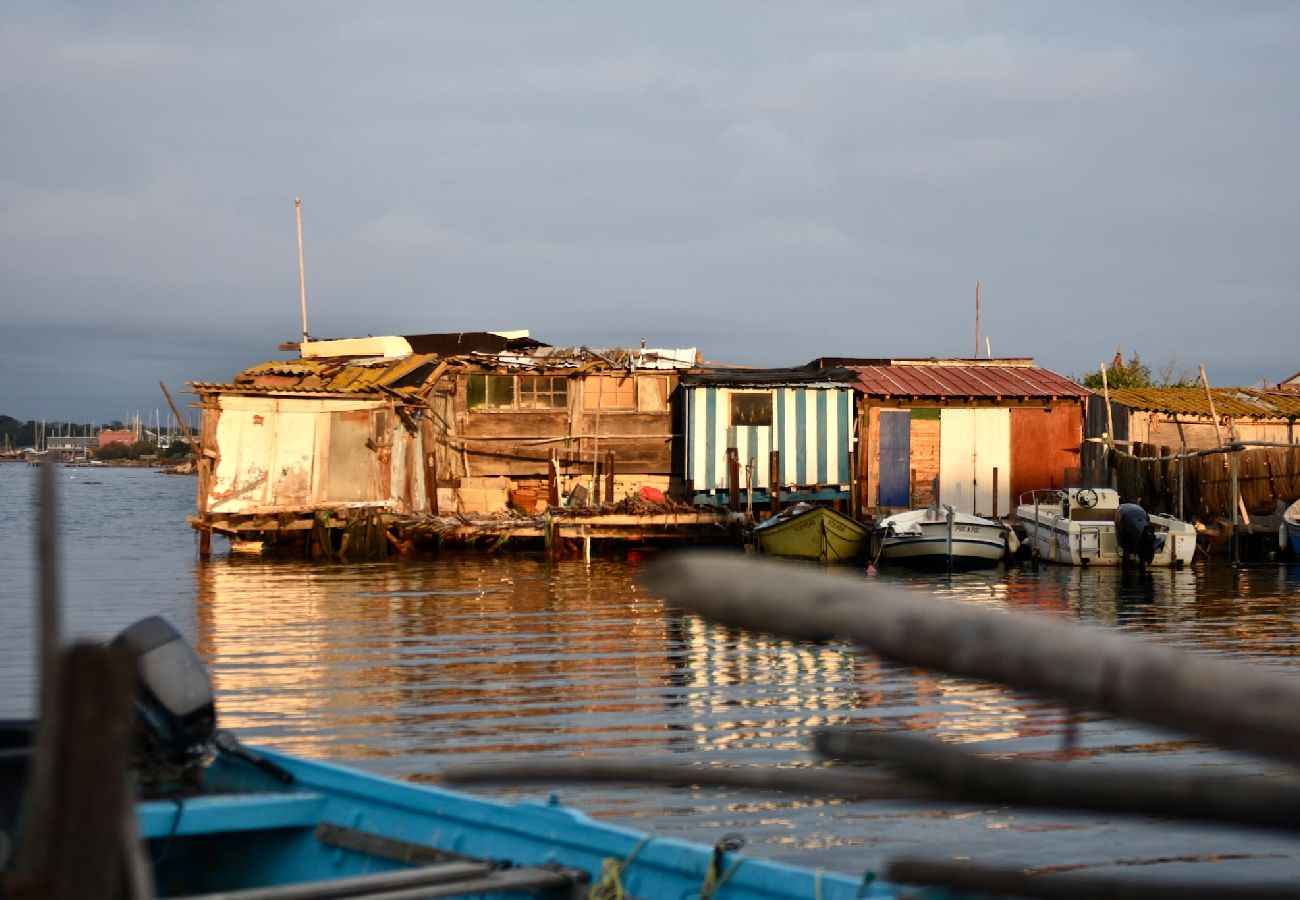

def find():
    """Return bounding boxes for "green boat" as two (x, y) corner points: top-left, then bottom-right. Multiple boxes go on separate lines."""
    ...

(753, 503), (869, 564)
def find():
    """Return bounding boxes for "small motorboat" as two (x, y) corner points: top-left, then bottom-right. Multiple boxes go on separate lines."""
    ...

(1, 617), (910, 900)
(870, 506), (1007, 570)
(753, 502), (869, 564)
(1016, 487), (1196, 567)
(1283, 498), (1300, 557)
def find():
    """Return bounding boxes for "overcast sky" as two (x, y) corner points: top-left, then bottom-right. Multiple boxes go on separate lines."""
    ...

(2, 2), (1297, 422)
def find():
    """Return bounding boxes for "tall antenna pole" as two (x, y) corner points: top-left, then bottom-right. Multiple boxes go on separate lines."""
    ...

(296, 197), (309, 345)
(974, 280), (981, 359)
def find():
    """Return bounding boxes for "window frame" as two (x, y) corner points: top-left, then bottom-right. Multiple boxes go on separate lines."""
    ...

(730, 391), (774, 427)
(583, 375), (637, 412)
(467, 373), (570, 412)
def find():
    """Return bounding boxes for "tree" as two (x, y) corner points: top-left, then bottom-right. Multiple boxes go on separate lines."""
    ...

(1082, 349), (1153, 390)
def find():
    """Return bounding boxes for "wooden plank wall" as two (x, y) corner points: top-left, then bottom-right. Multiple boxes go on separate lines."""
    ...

(453, 372), (677, 479)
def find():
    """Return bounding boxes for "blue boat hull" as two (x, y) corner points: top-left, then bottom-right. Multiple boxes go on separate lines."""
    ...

(137, 747), (911, 899)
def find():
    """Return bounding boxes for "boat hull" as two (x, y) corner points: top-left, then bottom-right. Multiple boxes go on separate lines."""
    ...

(131, 746), (885, 900)
(755, 505), (868, 564)
(871, 513), (1006, 570)
(1017, 509), (1196, 567)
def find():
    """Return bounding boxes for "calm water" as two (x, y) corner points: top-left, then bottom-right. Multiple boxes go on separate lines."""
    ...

(3, 463), (1300, 885)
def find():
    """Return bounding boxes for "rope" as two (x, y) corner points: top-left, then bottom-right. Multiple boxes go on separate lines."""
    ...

(589, 834), (652, 900)
(699, 834), (746, 900)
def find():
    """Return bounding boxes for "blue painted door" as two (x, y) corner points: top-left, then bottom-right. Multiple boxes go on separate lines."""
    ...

(878, 411), (911, 507)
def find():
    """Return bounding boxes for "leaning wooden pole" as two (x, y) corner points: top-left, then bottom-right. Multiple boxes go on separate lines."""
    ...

(296, 197), (309, 345)
(642, 553), (1300, 766)
(159, 381), (196, 447)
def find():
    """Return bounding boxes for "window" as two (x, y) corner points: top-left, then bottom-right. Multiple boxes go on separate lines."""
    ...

(468, 374), (568, 411)
(584, 376), (636, 410)
(518, 376), (568, 410)
(637, 376), (670, 412)
(731, 392), (773, 426)
(467, 375), (516, 410)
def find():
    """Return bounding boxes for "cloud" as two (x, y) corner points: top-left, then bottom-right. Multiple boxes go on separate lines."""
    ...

(1, 2), (1298, 419)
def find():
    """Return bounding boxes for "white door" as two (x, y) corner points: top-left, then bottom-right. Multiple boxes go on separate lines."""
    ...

(939, 409), (1011, 516)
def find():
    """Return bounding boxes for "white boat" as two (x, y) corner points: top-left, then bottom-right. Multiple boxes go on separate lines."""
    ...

(1283, 498), (1300, 556)
(1016, 487), (1196, 567)
(870, 506), (1007, 570)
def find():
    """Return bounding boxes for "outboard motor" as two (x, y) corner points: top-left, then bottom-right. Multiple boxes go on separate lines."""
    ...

(113, 617), (217, 791)
(1115, 503), (1161, 567)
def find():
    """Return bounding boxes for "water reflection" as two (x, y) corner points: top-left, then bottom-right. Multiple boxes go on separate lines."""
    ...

(9, 466), (1300, 878)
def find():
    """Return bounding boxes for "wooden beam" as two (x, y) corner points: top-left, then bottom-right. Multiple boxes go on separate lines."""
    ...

(641, 553), (1300, 766)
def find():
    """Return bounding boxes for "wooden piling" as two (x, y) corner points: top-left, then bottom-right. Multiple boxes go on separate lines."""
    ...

(20, 644), (140, 900)
(726, 448), (741, 513)
(768, 450), (780, 516)
(547, 451), (560, 508)
(604, 451), (615, 505)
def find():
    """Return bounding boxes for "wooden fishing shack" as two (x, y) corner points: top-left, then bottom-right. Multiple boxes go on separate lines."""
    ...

(187, 334), (730, 557)
(844, 359), (1089, 518)
(679, 367), (858, 512)
(185, 333), (540, 555)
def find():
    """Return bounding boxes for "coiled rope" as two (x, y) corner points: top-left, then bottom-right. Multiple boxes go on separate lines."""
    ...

(589, 834), (652, 900)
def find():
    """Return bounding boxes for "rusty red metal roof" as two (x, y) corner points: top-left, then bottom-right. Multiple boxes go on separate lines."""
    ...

(850, 362), (1088, 399)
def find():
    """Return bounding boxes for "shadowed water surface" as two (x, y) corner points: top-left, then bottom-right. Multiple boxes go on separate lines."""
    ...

(3, 464), (1300, 885)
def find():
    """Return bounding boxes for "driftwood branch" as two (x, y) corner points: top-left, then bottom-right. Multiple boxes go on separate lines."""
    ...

(885, 858), (1299, 900)
(816, 729), (1300, 831)
(641, 552), (1300, 767)
(439, 758), (942, 801)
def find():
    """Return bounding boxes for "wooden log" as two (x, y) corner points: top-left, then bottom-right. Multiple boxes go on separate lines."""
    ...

(640, 552), (1300, 766)
(726, 448), (740, 513)
(815, 729), (1300, 830)
(886, 858), (1298, 900)
(438, 758), (942, 800)
(604, 450), (615, 504)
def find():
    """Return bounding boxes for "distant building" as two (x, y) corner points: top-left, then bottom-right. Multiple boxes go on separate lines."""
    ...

(99, 429), (136, 448)
(1277, 370), (1300, 392)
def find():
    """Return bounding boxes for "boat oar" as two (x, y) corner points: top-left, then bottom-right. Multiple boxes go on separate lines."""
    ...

(438, 758), (942, 801)
(640, 552), (1300, 768)
(885, 858), (1300, 900)
(815, 728), (1300, 832)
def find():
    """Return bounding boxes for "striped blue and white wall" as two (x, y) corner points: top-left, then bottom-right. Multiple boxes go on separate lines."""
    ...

(684, 385), (854, 499)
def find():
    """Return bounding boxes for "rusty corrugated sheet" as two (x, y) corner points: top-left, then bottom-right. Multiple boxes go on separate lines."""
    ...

(850, 364), (1088, 399)
(1106, 387), (1300, 419)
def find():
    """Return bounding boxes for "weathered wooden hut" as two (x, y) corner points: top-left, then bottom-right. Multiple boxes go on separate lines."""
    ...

(185, 334), (538, 550)
(1084, 387), (1300, 466)
(845, 359), (1089, 517)
(448, 345), (698, 512)
(1083, 388), (1300, 526)
(679, 368), (858, 509)
(188, 335), (701, 552)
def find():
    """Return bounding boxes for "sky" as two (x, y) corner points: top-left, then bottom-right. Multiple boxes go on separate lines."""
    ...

(2, 2), (1298, 422)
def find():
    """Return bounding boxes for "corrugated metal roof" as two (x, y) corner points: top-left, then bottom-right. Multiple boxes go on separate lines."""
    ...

(1106, 387), (1300, 419)
(188, 381), (387, 395)
(850, 364), (1088, 399)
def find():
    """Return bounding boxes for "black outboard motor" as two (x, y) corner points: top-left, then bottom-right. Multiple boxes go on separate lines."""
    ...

(113, 616), (216, 790)
(1115, 503), (1161, 567)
